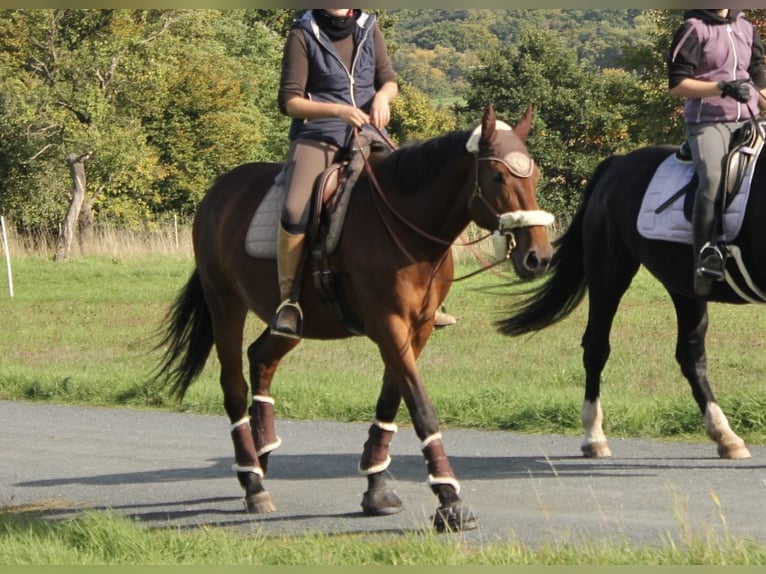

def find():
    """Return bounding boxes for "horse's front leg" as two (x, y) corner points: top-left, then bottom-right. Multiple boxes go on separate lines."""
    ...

(247, 330), (300, 475)
(670, 294), (750, 459)
(371, 322), (476, 532)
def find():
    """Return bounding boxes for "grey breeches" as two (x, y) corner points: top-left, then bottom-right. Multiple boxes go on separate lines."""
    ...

(687, 121), (743, 206)
(687, 121), (744, 248)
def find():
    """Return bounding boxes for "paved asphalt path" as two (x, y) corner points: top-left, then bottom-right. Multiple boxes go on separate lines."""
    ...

(2, 399), (765, 547)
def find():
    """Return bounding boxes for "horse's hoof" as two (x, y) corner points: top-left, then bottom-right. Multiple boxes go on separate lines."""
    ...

(431, 502), (477, 533)
(361, 488), (402, 516)
(581, 441), (612, 458)
(718, 442), (752, 460)
(245, 490), (276, 514)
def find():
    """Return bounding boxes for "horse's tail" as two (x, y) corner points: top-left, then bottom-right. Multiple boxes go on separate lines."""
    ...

(151, 268), (214, 400)
(497, 155), (620, 336)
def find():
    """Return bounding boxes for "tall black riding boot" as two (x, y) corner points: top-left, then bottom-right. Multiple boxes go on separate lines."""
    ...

(691, 195), (724, 297)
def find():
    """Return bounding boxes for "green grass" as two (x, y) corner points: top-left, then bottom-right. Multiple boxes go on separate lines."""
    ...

(1, 252), (765, 445)
(2, 509), (766, 565)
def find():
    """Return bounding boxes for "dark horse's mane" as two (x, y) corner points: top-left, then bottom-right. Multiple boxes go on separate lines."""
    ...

(374, 130), (471, 195)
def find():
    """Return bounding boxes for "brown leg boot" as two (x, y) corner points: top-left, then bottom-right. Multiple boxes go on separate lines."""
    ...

(270, 225), (305, 339)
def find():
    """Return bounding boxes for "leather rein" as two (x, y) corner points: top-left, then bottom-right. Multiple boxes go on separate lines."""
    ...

(354, 128), (523, 281)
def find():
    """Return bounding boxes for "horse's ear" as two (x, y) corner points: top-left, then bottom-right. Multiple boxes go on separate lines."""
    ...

(480, 103), (497, 146)
(513, 104), (534, 143)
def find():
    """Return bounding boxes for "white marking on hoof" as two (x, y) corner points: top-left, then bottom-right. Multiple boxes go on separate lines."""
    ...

(581, 441), (613, 459)
(581, 399), (610, 457)
(705, 403), (750, 459)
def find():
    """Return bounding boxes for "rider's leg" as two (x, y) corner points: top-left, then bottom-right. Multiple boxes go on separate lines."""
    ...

(687, 123), (736, 295)
(271, 139), (338, 338)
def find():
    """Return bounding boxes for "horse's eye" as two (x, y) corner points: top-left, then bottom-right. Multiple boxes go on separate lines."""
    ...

(491, 172), (504, 184)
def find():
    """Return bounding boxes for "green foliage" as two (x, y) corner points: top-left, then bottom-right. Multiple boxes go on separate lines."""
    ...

(0, 9), (287, 231)
(389, 82), (456, 143)
(0, 9), (708, 235)
(460, 28), (647, 218)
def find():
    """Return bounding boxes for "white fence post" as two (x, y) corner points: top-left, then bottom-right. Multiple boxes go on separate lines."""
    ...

(1, 216), (13, 297)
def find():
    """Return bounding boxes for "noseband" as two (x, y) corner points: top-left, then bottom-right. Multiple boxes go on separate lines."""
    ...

(469, 154), (554, 264)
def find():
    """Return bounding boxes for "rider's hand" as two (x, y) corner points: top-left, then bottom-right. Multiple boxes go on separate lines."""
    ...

(336, 104), (369, 129)
(369, 93), (392, 130)
(718, 80), (751, 103)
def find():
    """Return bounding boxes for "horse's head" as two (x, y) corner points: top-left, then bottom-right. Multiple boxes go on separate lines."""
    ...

(465, 103), (553, 279)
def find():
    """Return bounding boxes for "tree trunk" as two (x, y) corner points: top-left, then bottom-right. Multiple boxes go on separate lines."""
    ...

(78, 194), (95, 255)
(55, 151), (91, 262)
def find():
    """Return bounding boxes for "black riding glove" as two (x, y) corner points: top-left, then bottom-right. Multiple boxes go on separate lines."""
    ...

(718, 80), (751, 103)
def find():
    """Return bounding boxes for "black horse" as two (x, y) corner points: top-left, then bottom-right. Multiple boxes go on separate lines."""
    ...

(498, 135), (766, 460)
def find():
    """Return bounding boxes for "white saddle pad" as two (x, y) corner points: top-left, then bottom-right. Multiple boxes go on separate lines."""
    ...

(636, 152), (755, 245)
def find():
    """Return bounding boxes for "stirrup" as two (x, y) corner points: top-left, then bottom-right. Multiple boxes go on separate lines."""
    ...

(270, 300), (303, 339)
(696, 243), (725, 281)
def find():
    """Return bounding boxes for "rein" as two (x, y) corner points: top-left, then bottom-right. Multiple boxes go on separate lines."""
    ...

(358, 129), (489, 251)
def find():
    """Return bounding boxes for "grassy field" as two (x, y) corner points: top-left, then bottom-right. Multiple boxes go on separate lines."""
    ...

(2, 227), (766, 564)
(2, 508), (765, 565)
(1, 241), (765, 443)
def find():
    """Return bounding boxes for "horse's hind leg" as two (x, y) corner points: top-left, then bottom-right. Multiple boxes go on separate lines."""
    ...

(206, 291), (275, 513)
(669, 293), (750, 459)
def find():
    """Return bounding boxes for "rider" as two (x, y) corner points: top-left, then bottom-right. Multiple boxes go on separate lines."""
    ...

(667, 9), (766, 296)
(272, 8), (398, 338)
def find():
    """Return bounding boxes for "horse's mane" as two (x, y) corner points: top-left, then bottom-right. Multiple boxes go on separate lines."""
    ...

(375, 130), (471, 194)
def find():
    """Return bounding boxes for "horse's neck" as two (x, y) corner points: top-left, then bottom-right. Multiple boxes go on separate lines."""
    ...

(382, 143), (475, 244)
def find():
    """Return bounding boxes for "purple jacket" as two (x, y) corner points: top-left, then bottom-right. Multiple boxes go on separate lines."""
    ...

(668, 9), (766, 124)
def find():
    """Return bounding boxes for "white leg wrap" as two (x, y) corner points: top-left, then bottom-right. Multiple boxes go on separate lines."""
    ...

(229, 416), (250, 432)
(358, 456), (392, 476)
(252, 395), (281, 456)
(422, 432), (442, 449)
(256, 438), (282, 457)
(232, 464), (263, 477)
(427, 475), (461, 495)
(373, 418), (398, 433)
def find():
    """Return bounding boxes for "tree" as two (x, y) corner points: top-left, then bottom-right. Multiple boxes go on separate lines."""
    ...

(389, 81), (456, 144)
(461, 28), (645, 218)
(0, 9), (286, 257)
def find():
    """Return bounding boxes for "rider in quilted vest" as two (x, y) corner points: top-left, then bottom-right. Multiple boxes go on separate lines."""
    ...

(272, 9), (398, 338)
(668, 9), (766, 296)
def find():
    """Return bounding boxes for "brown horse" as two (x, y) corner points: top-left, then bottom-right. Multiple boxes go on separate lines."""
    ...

(152, 103), (553, 532)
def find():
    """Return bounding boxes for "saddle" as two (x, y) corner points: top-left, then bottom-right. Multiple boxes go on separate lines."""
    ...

(662, 119), (764, 220)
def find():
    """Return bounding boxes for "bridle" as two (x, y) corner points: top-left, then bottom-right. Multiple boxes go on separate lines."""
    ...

(357, 126), (553, 277)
